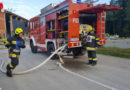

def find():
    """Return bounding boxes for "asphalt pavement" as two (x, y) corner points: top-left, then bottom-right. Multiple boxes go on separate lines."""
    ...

(105, 39), (130, 48)
(0, 46), (130, 90)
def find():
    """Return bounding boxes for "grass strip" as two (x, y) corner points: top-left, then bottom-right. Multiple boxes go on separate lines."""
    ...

(97, 46), (130, 59)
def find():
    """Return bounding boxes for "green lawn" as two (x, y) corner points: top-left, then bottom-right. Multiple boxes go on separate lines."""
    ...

(97, 46), (130, 59)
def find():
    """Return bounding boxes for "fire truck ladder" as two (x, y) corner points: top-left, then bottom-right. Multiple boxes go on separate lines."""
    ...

(100, 11), (106, 44)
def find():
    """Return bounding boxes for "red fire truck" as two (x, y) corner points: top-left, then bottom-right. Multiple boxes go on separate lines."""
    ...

(29, 0), (122, 57)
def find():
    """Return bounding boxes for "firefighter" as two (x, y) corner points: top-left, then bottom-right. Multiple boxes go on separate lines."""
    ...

(4, 28), (25, 77)
(86, 26), (100, 66)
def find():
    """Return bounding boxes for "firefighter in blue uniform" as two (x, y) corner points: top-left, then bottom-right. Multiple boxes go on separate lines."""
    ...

(4, 28), (25, 77)
(86, 27), (100, 66)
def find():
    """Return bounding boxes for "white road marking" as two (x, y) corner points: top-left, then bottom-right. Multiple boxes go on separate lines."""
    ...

(59, 63), (118, 90)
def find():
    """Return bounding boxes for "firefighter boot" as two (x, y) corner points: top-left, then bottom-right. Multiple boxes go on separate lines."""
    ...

(6, 70), (12, 77)
(6, 64), (13, 77)
(87, 60), (93, 65)
(91, 61), (97, 66)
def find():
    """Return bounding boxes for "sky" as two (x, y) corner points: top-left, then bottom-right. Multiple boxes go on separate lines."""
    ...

(0, 0), (110, 20)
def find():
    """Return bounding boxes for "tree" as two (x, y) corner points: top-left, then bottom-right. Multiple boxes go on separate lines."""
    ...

(125, 0), (130, 21)
(123, 0), (130, 37)
(106, 0), (130, 37)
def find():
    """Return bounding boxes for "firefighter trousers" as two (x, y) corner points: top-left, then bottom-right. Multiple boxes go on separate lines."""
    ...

(6, 57), (19, 72)
(88, 50), (97, 61)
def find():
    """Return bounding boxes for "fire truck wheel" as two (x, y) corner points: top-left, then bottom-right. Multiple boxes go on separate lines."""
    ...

(30, 41), (37, 53)
(72, 48), (81, 57)
(81, 47), (87, 55)
(47, 44), (58, 59)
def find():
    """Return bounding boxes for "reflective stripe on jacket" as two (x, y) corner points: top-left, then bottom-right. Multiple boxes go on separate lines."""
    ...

(4, 35), (25, 58)
(86, 33), (100, 51)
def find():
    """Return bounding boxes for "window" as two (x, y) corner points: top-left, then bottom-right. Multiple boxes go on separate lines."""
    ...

(25, 22), (27, 27)
(0, 34), (2, 39)
(30, 22), (32, 29)
(34, 21), (38, 28)
(33, 22), (34, 30)
(52, 20), (55, 29)
(28, 22), (30, 29)
(3, 33), (5, 38)
(40, 16), (46, 27)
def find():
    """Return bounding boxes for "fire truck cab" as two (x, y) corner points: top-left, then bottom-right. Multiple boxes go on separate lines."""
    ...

(29, 0), (122, 57)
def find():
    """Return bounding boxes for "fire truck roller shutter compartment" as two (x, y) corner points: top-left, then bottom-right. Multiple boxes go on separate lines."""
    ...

(79, 4), (123, 45)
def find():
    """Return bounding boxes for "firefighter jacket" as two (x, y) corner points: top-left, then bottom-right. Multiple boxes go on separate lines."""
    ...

(86, 33), (100, 51)
(4, 35), (25, 58)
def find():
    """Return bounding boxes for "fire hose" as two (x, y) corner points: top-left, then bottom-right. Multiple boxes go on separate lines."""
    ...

(0, 45), (66, 75)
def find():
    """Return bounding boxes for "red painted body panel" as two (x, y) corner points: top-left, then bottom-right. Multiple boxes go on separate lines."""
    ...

(37, 46), (46, 51)
(46, 13), (56, 21)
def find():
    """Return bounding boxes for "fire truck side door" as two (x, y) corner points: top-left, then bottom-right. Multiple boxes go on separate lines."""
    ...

(34, 19), (41, 43)
(39, 16), (46, 44)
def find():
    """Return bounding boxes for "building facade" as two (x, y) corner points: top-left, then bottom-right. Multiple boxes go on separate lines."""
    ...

(0, 10), (28, 39)
(5, 11), (28, 39)
(0, 9), (6, 39)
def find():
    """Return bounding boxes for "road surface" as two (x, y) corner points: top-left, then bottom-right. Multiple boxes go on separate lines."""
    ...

(105, 39), (130, 48)
(0, 46), (130, 90)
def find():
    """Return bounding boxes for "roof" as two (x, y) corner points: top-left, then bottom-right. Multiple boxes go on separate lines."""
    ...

(80, 4), (123, 13)
(6, 10), (29, 21)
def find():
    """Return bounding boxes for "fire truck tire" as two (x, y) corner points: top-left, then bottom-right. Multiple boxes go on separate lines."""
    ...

(47, 44), (58, 59)
(73, 48), (82, 57)
(81, 47), (87, 55)
(30, 41), (37, 53)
